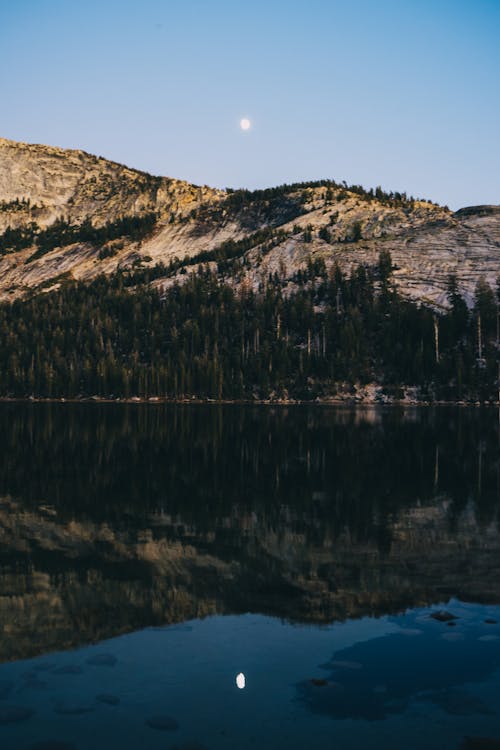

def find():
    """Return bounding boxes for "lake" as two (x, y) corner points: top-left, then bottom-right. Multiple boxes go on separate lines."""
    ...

(0, 404), (499, 750)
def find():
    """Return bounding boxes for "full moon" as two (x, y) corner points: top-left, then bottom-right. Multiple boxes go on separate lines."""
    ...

(240, 118), (251, 131)
(236, 672), (246, 689)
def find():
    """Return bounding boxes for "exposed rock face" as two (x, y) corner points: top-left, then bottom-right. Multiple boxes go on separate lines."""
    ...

(0, 137), (220, 230)
(0, 136), (498, 305)
(224, 198), (500, 308)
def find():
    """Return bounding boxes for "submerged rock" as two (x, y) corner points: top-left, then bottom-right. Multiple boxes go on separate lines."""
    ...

(33, 663), (56, 672)
(96, 693), (120, 705)
(146, 715), (179, 731)
(0, 680), (14, 700)
(430, 611), (458, 622)
(309, 678), (328, 687)
(484, 619), (498, 625)
(52, 665), (83, 675)
(85, 653), (117, 667)
(0, 705), (35, 724)
(28, 742), (76, 750)
(54, 701), (94, 715)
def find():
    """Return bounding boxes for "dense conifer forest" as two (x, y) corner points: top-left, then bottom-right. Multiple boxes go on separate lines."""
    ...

(0, 252), (498, 401)
(0, 212), (158, 259)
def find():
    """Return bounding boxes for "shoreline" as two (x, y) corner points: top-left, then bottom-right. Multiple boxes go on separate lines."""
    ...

(0, 396), (498, 407)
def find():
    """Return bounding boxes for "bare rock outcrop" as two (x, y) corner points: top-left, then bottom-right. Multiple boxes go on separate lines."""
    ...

(0, 137), (498, 305)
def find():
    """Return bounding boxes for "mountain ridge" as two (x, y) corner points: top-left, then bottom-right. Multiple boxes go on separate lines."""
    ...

(0, 136), (499, 307)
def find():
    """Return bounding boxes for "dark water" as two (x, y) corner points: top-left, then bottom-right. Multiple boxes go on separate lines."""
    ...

(0, 404), (499, 750)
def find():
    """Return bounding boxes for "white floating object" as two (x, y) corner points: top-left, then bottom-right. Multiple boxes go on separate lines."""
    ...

(236, 672), (246, 689)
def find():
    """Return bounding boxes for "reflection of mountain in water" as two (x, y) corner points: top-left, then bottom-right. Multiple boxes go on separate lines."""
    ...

(0, 404), (498, 661)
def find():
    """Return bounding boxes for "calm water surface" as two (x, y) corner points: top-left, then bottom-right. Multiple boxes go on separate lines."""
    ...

(0, 404), (499, 750)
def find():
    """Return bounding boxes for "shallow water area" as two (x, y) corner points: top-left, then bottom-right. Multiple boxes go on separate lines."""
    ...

(0, 604), (499, 749)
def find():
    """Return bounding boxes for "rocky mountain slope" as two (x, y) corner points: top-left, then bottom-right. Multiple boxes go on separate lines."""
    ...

(0, 136), (498, 305)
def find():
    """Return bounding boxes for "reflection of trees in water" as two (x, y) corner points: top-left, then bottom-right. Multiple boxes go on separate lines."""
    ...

(0, 405), (499, 660)
(0, 405), (498, 539)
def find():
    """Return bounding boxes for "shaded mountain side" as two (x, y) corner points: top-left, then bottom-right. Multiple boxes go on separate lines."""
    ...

(0, 494), (499, 662)
(0, 137), (498, 305)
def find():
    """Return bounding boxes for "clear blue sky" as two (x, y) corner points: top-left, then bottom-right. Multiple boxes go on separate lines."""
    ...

(1, 0), (499, 209)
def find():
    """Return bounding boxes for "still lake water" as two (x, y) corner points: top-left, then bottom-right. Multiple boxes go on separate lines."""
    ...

(0, 404), (499, 750)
